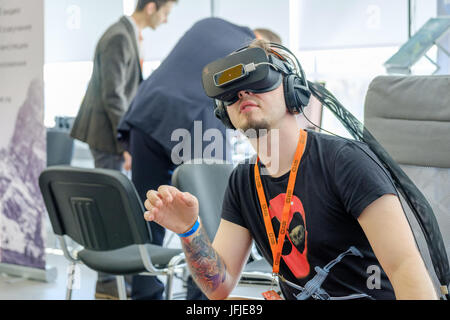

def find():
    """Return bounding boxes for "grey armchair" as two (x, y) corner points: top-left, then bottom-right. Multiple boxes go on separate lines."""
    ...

(364, 75), (450, 297)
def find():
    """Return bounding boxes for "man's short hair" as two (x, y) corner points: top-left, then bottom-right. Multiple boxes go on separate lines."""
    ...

(136, 0), (177, 11)
(248, 39), (292, 71)
(248, 39), (273, 56)
(253, 28), (282, 45)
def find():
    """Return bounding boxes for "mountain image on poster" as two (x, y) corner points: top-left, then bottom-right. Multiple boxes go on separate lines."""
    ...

(0, 79), (46, 269)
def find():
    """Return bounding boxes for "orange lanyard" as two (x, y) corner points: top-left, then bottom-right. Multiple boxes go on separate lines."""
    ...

(254, 130), (307, 275)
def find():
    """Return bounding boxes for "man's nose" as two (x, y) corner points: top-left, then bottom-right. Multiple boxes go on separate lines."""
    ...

(238, 90), (252, 99)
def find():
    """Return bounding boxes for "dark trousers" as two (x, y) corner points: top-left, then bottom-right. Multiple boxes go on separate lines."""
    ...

(129, 128), (207, 300)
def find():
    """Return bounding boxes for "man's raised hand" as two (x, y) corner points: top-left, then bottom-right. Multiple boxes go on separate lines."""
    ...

(143, 185), (199, 234)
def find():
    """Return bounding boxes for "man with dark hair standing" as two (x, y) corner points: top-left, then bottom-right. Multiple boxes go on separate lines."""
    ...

(70, 0), (176, 300)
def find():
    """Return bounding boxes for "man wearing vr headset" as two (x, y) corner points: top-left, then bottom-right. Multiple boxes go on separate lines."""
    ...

(143, 40), (437, 300)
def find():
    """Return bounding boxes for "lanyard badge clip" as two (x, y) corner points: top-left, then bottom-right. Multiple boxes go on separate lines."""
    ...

(271, 273), (278, 291)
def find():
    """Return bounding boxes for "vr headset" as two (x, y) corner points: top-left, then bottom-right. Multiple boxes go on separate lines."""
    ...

(201, 44), (311, 129)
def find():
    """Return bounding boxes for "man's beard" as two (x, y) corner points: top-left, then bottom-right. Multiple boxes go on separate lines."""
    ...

(239, 118), (271, 138)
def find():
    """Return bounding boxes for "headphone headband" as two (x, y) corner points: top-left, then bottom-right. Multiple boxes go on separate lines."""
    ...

(267, 43), (309, 92)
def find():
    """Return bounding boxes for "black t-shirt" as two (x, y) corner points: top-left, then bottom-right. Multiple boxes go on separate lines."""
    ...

(222, 130), (397, 300)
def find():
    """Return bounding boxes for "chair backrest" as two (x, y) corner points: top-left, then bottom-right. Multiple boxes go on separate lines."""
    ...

(364, 75), (450, 289)
(172, 161), (234, 241)
(46, 129), (74, 166)
(39, 166), (151, 251)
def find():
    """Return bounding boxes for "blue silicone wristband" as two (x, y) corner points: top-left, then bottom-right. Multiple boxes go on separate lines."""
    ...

(178, 219), (200, 238)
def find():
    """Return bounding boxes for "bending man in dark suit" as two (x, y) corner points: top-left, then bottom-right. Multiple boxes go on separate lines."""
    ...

(70, 0), (176, 300)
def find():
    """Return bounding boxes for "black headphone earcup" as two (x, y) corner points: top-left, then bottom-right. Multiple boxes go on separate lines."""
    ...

(283, 74), (311, 114)
(296, 84), (311, 108)
(214, 100), (235, 130)
(283, 74), (301, 114)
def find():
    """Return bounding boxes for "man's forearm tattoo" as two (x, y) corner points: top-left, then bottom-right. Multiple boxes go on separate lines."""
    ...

(181, 226), (227, 295)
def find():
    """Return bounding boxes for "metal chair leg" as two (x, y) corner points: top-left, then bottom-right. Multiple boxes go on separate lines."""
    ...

(116, 276), (127, 300)
(165, 253), (186, 300)
(165, 269), (174, 300)
(66, 262), (76, 300)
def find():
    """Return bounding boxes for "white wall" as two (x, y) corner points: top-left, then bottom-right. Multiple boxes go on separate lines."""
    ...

(43, 0), (441, 133)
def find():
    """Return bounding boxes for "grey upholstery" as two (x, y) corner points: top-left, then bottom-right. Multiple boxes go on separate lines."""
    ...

(78, 243), (181, 275)
(39, 166), (183, 299)
(364, 75), (450, 168)
(239, 259), (274, 285)
(172, 161), (234, 241)
(364, 75), (450, 293)
(242, 259), (273, 273)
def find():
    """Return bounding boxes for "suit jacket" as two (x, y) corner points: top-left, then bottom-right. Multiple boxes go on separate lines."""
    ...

(118, 17), (254, 160)
(71, 16), (143, 155)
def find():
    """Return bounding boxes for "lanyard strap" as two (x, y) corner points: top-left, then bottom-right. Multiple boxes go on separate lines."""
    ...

(254, 130), (308, 274)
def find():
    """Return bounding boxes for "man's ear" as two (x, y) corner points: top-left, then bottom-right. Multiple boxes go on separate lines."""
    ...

(144, 2), (157, 15)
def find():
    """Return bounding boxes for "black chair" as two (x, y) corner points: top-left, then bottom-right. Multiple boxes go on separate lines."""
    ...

(172, 160), (276, 296)
(39, 166), (184, 300)
(46, 129), (74, 166)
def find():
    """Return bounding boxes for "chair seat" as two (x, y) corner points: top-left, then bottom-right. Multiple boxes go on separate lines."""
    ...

(240, 258), (274, 284)
(244, 258), (272, 273)
(78, 244), (182, 275)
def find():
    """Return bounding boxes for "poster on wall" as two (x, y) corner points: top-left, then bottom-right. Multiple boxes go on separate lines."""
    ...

(0, 0), (46, 269)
